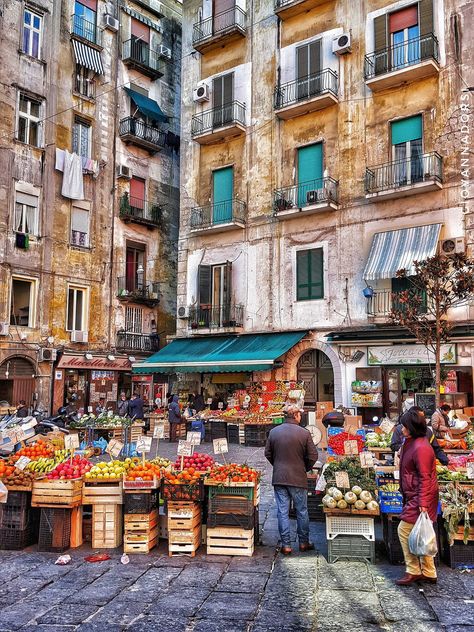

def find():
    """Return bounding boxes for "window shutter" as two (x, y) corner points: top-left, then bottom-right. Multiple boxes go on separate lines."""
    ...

(391, 115), (423, 145)
(309, 40), (321, 75)
(418, 0), (433, 35)
(71, 207), (89, 233)
(297, 249), (324, 301)
(223, 261), (232, 307)
(389, 6), (418, 32)
(198, 265), (211, 307)
(297, 44), (309, 80)
(296, 250), (309, 300)
(131, 17), (150, 43)
(310, 249), (324, 299)
(16, 192), (38, 206)
(374, 14), (388, 50)
(213, 76), (223, 110)
(223, 73), (233, 104)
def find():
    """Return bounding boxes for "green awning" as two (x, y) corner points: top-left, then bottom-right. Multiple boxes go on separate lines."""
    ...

(132, 332), (307, 374)
(124, 88), (168, 123)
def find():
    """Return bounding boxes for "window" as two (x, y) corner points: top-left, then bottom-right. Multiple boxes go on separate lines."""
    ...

(212, 166), (234, 223)
(10, 277), (36, 327)
(391, 114), (423, 185)
(72, 117), (91, 158)
(17, 93), (42, 147)
(14, 188), (39, 236)
(67, 286), (88, 331)
(74, 65), (95, 98)
(22, 8), (42, 58)
(296, 248), (324, 301)
(390, 6), (420, 68)
(73, 0), (97, 43)
(125, 306), (144, 333)
(71, 202), (90, 247)
(296, 40), (322, 100)
(125, 245), (145, 292)
(197, 262), (232, 327)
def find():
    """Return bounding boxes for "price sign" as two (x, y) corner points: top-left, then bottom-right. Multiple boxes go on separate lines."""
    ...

(136, 436), (153, 453)
(308, 426), (322, 445)
(5, 428), (20, 444)
(218, 402), (224, 410)
(64, 434), (80, 450)
(15, 456), (31, 471)
(394, 470), (400, 480)
(379, 419), (396, 435)
(106, 439), (124, 459)
(207, 398), (213, 405)
(22, 419), (38, 431)
(153, 425), (165, 439)
(186, 431), (201, 446)
(213, 438), (229, 454)
(359, 451), (375, 469)
(335, 471), (350, 489)
(243, 402), (249, 409)
(467, 462), (474, 480)
(257, 397), (263, 405)
(344, 440), (359, 456)
(177, 440), (194, 457)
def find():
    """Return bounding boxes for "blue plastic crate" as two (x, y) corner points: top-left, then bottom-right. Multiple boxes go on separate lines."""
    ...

(378, 490), (403, 514)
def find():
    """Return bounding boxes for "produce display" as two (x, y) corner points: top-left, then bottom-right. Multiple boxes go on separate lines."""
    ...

(436, 465), (468, 481)
(324, 457), (376, 494)
(172, 452), (214, 472)
(69, 413), (135, 429)
(46, 455), (93, 480)
(323, 485), (379, 513)
(125, 461), (162, 481)
(351, 381), (383, 394)
(328, 432), (365, 455)
(351, 393), (383, 407)
(207, 463), (260, 484)
(150, 456), (172, 468)
(365, 432), (392, 449)
(437, 438), (468, 450)
(0, 466), (35, 488)
(162, 467), (203, 501)
(13, 440), (55, 460)
(86, 459), (132, 480)
(440, 483), (473, 545)
(466, 430), (474, 450)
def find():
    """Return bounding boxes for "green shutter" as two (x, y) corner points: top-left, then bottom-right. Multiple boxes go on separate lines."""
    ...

(391, 115), (422, 145)
(418, 0), (433, 35)
(297, 248), (324, 301)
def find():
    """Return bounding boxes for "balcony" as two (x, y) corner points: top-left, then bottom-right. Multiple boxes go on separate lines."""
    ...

(365, 34), (439, 92)
(122, 39), (165, 79)
(274, 0), (333, 19)
(117, 277), (160, 306)
(193, 7), (246, 54)
(274, 177), (339, 217)
(188, 304), (244, 333)
(274, 70), (338, 120)
(367, 289), (427, 320)
(119, 117), (166, 153)
(119, 194), (161, 228)
(365, 152), (443, 201)
(191, 101), (246, 145)
(71, 14), (102, 48)
(189, 199), (246, 234)
(116, 331), (160, 353)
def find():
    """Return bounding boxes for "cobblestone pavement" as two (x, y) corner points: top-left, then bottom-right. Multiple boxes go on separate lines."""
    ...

(1, 442), (473, 632)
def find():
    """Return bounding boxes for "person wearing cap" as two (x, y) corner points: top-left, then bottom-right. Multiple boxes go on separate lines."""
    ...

(117, 392), (129, 416)
(265, 404), (318, 555)
(95, 397), (106, 415)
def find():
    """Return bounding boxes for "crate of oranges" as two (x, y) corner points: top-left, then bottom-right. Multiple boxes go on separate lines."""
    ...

(123, 461), (162, 490)
(161, 468), (204, 502)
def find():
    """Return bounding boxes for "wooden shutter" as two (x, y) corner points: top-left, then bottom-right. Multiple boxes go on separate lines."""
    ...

(310, 249), (324, 299)
(77, 0), (97, 10)
(213, 76), (223, 109)
(309, 40), (321, 74)
(130, 177), (146, 202)
(418, 0), (433, 35)
(223, 261), (232, 307)
(223, 73), (233, 104)
(198, 265), (211, 307)
(297, 45), (308, 80)
(374, 14), (388, 50)
(297, 249), (324, 301)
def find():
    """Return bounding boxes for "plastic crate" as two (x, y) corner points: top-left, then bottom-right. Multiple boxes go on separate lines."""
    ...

(227, 423), (240, 444)
(124, 490), (159, 514)
(326, 515), (375, 541)
(289, 495), (325, 521)
(210, 421), (227, 440)
(162, 480), (204, 502)
(383, 514), (441, 566)
(328, 534), (375, 563)
(209, 494), (254, 515)
(378, 491), (403, 514)
(38, 507), (72, 553)
(244, 424), (272, 447)
(443, 540), (474, 569)
(0, 491), (32, 530)
(0, 523), (38, 550)
(207, 484), (255, 502)
(207, 511), (256, 529)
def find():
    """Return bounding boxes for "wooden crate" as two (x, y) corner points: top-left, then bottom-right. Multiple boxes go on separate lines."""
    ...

(168, 526), (201, 557)
(167, 501), (201, 530)
(32, 478), (83, 508)
(207, 526), (254, 557)
(124, 509), (159, 532)
(92, 504), (123, 549)
(148, 416), (169, 439)
(159, 512), (168, 540)
(83, 480), (123, 505)
(70, 506), (83, 548)
(124, 525), (159, 554)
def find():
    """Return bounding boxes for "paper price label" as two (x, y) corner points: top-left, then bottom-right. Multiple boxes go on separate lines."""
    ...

(207, 398), (213, 405)
(394, 470), (400, 480)
(15, 456), (31, 471)
(344, 440), (359, 456)
(136, 436), (152, 453)
(379, 419), (396, 435)
(315, 472), (326, 492)
(153, 425), (165, 439)
(218, 402), (224, 410)
(64, 434), (80, 450)
(335, 471), (350, 489)
(177, 440), (194, 457)
(106, 439), (124, 459)
(467, 462), (474, 480)
(243, 402), (249, 409)
(213, 438), (229, 454)
(257, 397), (263, 405)
(186, 431), (201, 446)
(359, 451), (375, 469)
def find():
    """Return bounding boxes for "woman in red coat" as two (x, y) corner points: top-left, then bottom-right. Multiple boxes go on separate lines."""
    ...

(396, 408), (439, 586)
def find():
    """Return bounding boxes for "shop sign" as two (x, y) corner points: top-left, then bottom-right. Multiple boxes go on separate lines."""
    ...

(132, 375), (153, 383)
(367, 344), (456, 366)
(57, 355), (131, 370)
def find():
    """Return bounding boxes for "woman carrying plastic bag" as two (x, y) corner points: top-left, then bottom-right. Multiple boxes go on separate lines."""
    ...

(396, 408), (439, 586)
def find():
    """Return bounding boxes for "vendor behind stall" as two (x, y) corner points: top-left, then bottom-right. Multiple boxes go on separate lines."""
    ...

(430, 404), (451, 438)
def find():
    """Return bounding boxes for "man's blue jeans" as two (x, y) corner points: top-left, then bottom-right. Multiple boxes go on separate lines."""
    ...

(274, 485), (310, 547)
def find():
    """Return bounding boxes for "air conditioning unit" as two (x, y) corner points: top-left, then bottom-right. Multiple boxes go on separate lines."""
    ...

(71, 331), (89, 343)
(159, 44), (172, 59)
(439, 237), (466, 256)
(306, 190), (322, 204)
(0, 323), (9, 336)
(333, 33), (352, 55)
(38, 348), (57, 362)
(193, 82), (210, 103)
(177, 305), (189, 319)
(117, 165), (131, 179)
(104, 14), (119, 32)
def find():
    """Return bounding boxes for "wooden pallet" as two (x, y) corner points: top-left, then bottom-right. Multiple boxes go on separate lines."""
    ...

(92, 503), (123, 549)
(83, 480), (123, 505)
(124, 509), (159, 532)
(168, 528), (201, 557)
(207, 527), (254, 557)
(32, 478), (83, 508)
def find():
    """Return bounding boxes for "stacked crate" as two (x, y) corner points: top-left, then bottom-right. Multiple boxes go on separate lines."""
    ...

(167, 501), (201, 557)
(123, 490), (159, 554)
(83, 479), (123, 549)
(0, 491), (39, 550)
(325, 512), (376, 564)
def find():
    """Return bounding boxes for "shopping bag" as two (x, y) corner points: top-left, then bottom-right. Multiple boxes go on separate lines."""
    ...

(408, 511), (438, 557)
(0, 480), (8, 504)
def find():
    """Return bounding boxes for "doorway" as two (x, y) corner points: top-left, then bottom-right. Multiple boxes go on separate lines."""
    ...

(297, 349), (334, 405)
(0, 356), (36, 408)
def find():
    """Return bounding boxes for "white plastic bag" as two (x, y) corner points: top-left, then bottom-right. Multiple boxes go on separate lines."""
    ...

(408, 511), (438, 557)
(0, 480), (7, 504)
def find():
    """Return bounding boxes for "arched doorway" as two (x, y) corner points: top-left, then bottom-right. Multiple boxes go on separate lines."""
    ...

(0, 357), (36, 407)
(297, 350), (334, 406)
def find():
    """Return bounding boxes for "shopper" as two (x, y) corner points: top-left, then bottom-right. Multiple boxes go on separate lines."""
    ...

(95, 397), (106, 415)
(402, 390), (415, 413)
(431, 404), (451, 439)
(265, 404), (318, 555)
(117, 393), (129, 416)
(16, 400), (29, 418)
(391, 406), (448, 465)
(129, 392), (144, 420)
(168, 394), (183, 442)
(396, 408), (439, 586)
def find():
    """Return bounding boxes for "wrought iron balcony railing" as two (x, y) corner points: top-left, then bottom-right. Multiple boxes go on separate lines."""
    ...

(119, 194), (161, 226)
(274, 69), (338, 109)
(117, 277), (160, 304)
(193, 6), (246, 46)
(365, 152), (442, 194)
(122, 39), (165, 76)
(119, 117), (166, 150)
(365, 33), (439, 79)
(70, 230), (89, 247)
(188, 304), (244, 330)
(116, 331), (160, 353)
(366, 289), (428, 317)
(274, 177), (339, 212)
(191, 101), (246, 137)
(71, 14), (102, 46)
(190, 199), (246, 230)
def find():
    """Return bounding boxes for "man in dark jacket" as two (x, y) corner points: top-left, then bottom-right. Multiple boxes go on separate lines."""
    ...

(128, 393), (144, 420)
(168, 395), (182, 442)
(265, 405), (318, 555)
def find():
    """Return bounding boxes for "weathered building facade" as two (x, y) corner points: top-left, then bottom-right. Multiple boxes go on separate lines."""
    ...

(176, 0), (473, 416)
(0, 0), (181, 413)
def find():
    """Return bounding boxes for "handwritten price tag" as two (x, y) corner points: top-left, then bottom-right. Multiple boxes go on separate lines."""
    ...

(64, 434), (80, 450)
(106, 439), (124, 459)
(335, 471), (350, 489)
(467, 462), (474, 480)
(186, 431), (201, 446)
(379, 419), (396, 435)
(153, 425), (165, 439)
(359, 451), (375, 468)
(213, 438), (229, 454)
(344, 440), (359, 456)
(15, 456), (31, 471)
(177, 440), (194, 457)
(136, 436), (152, 453)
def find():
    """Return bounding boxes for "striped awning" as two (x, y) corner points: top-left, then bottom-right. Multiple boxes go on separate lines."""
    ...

(121, 6), (162, 31)
(71, 39), (104, 75)
(363, 224), (442, 281)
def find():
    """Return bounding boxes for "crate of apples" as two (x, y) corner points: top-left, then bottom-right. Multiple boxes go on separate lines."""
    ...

(46, 455), (92, 480)
(173, 452), (214, 472)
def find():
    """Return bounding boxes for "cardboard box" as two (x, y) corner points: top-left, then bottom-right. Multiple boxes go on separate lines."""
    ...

(316, 401), (333, 419)
(344, 415), (362, 435)
(314, 417), (328, 449)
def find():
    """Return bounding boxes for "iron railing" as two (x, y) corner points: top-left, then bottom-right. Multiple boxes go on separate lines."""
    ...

(192, 101), (246, 136)
(122, 39), (165, 75)
(119, 194), (161, 225)
(365, 152), (442, 194)
(71, 230), (88, 247)
(71, 14), (101, 46)
(117, 277), (160, 302)
(119, 117), (166, 149)
(188, 304), (244, 330)
(190, 198), (246, 230)
(274, 177), (338, 212)
(193, 6), (246, 45)
(274, 69), (338, 109)
(367, 289), (428, 317)
(116, 331), (160, 352)
(365, 33), (439, 79)
(74, 73), (95, 99)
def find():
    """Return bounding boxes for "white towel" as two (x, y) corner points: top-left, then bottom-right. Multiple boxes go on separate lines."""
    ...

(61, 150), (84, 200)
(55, 148), (65, 172)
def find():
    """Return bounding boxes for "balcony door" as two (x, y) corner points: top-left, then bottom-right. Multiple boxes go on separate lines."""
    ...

(212, 166), (233, 223)
(391, 115), (423, 186)
(74, 0), (97, 43)
(126, 245), (145, 293)
(213, 0), (234, 34)
(297, 143), (323, 207)
(390, 5), (420, 70)
(198, 262), (232, 328)
(296, 40), (321, 101)
(212, 73), (233, 128)
(131, 18), (150, 65)
(130, 177), (146, 218)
